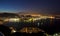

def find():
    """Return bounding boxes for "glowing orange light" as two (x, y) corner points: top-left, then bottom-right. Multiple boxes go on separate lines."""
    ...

(50, 16), (55, 19)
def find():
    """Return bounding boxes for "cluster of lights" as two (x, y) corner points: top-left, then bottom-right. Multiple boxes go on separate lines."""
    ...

(10, 27), (16, 33)
(4, 18), (20, 22)
(53, 33), (60, 36)
(20, 27), (44, 33)
(3, 15), (55, 23)
(9, 18), (20, 22)
(29, 16), (54, 21)
(48, 33), (60, 36)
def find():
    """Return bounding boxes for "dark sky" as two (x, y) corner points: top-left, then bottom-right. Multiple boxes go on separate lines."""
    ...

(0, 0), (60, 15)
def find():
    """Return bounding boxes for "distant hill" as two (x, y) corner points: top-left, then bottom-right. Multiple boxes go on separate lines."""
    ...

(0, 13), (19, 18)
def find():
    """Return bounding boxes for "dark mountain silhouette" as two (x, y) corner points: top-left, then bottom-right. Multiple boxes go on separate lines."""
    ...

(0, 13), (20, 18)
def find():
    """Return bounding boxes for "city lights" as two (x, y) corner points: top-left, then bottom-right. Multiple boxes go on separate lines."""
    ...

(49, 16), (55, 19)
(20, 27), (44, 33)
(11, 30), (16, 33)
(8, 18), (20, 22)
(10, 27), (16, 33)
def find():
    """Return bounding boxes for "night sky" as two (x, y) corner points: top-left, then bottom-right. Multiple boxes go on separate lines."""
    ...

(0, 0), (60, 15)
